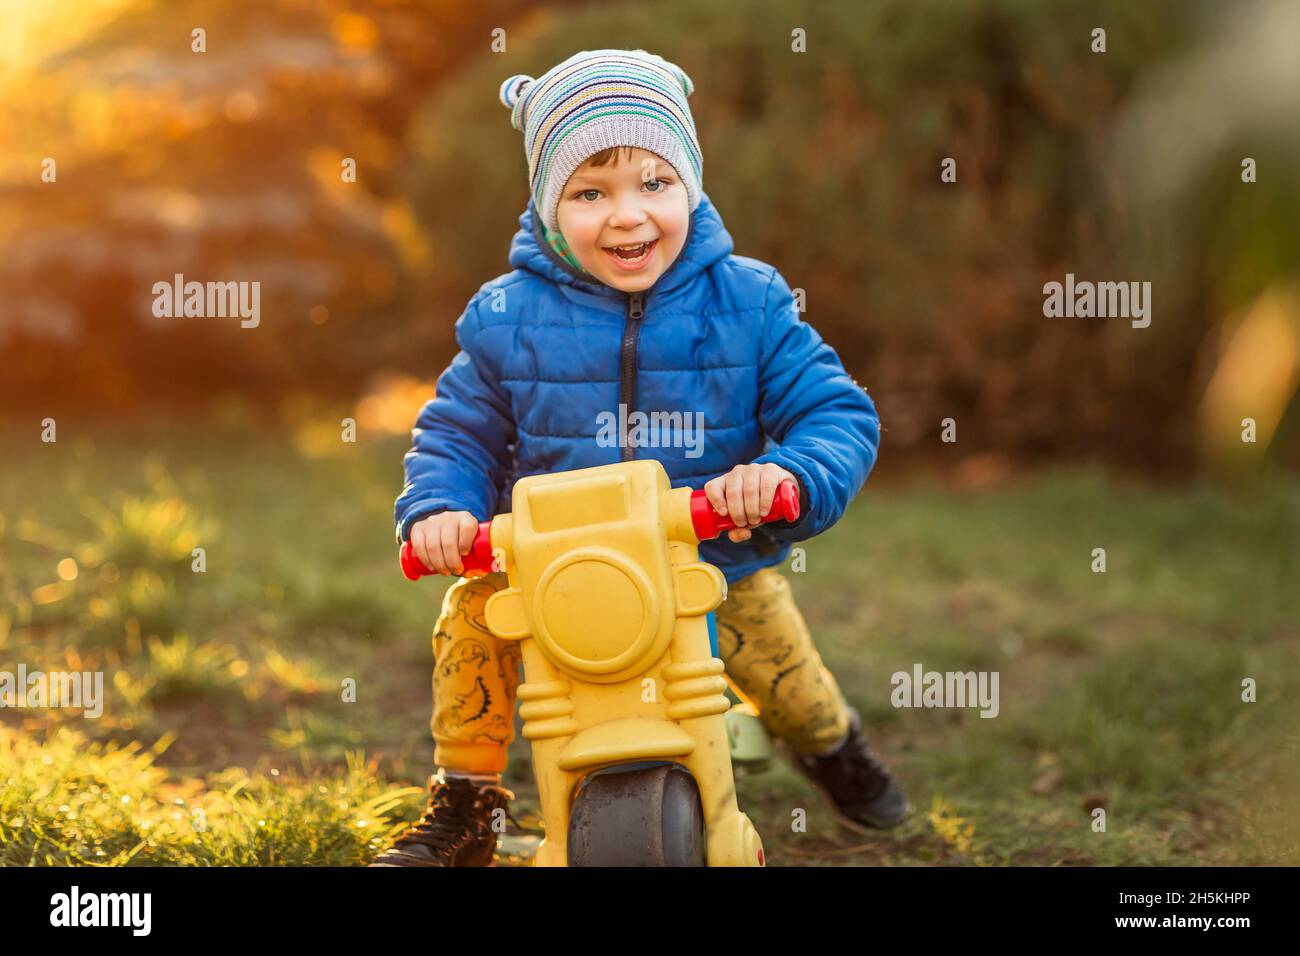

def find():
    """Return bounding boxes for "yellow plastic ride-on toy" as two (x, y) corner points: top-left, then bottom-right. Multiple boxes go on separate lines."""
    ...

(399, 459), (800, 867)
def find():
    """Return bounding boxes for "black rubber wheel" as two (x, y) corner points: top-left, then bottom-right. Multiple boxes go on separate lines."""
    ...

(567, 762), (706, 867)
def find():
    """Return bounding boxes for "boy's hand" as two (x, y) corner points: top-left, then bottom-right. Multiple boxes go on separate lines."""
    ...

(409, 511), (479, 575)
(703, 463), (800, 543)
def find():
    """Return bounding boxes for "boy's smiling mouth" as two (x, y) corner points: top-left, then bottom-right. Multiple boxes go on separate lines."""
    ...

(601, 238), (659, 270)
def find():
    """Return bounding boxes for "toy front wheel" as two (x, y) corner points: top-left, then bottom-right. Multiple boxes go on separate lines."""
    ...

(567, 763), (706, 867)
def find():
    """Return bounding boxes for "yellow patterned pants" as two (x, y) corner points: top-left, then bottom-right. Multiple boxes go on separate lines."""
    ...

(429, 567), (852, 774)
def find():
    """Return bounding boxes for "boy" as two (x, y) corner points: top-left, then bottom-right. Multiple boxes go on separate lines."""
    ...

(373, 49), (906, 866)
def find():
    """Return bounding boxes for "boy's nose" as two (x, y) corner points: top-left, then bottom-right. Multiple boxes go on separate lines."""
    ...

(608, 193), (648, 229)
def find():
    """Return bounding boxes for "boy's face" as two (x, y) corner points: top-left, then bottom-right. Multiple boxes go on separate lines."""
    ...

(555, 147), (690, 293)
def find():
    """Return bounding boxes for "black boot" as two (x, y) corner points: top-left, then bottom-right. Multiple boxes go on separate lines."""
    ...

(787, 707), (909, 832)
(369, 771), (515, 867)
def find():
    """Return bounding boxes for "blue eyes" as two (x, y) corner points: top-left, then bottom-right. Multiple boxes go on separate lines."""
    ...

(575, 180), (667, 202)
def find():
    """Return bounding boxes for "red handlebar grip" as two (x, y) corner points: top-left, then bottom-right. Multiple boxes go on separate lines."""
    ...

(400, 520), (495, 580)
(689, 479), (800, 541)
(400, 480), (800, 578)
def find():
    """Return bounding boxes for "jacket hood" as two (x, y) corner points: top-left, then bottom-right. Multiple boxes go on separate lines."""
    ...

(508, 191), (734, 300)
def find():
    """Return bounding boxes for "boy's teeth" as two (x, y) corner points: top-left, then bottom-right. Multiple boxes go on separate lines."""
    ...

(608, 241), (651, 259)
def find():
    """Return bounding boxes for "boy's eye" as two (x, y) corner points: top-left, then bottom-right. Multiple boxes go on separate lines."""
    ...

(643, 178), (665, 192)
(578, 189), (600, 201)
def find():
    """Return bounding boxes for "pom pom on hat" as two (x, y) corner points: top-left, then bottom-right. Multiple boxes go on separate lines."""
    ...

(499, 73), (533, 108)
(499, 74), (535, 130)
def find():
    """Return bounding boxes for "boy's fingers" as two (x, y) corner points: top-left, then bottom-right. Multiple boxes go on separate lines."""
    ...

(423, 525), (445, 573)
(704, 476), (728, 516)
(412, 525), (435, 573)
(758, 467), (781, 517)
(458, 515), (478, 556)
(727, 528), (752, 542)
(439, 520), (463, 574)
(743, 465), (762, 524)
(725, 472), (748, 527)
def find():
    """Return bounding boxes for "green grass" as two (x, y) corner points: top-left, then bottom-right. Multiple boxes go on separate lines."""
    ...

(0, 727), (424, 866)
(1, 419), (1296, 866)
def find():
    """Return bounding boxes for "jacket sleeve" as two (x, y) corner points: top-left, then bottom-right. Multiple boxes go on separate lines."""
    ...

(750, 268), (880, 543)
(394, 297), (516, 543)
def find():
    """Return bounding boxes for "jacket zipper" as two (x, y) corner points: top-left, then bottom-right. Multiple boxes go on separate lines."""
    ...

(619, 290), (645, 461)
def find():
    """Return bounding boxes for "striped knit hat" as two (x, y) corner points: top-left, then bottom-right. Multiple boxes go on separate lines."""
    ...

(499, 49), (703, 233)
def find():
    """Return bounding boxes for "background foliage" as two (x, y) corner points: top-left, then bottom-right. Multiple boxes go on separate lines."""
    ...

(3, 0), (1297, 472)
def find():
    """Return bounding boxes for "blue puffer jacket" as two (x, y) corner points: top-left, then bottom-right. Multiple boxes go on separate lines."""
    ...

(395, 192), (880, 584)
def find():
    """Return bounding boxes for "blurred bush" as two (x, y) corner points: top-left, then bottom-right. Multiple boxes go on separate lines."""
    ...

(410, 0), (1299, 472)
(0, 0), (538, 410)
(3, 0), (1297, 473)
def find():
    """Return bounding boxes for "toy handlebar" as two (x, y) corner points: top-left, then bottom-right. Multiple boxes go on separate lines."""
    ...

(399, 479), (799, 581)
(399, 518), (494, 581)
(687, 479), (800, 540)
